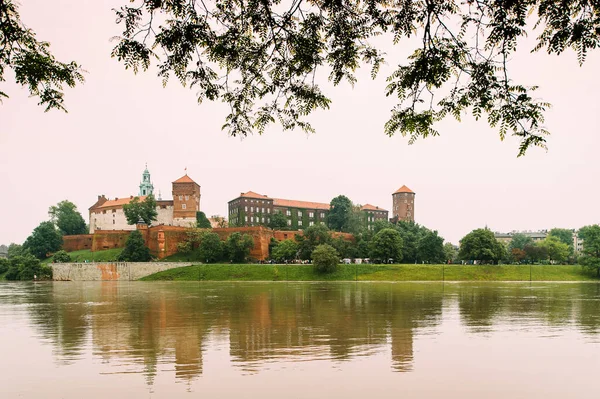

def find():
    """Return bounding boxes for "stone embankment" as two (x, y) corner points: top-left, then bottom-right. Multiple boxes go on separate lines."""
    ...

(52, 262), (192, 281)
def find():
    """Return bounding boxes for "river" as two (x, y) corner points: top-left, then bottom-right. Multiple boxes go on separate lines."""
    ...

(0, 282), (599, 398)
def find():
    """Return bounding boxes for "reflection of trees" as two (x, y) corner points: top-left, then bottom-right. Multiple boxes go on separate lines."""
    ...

(18, 281), (600, 384)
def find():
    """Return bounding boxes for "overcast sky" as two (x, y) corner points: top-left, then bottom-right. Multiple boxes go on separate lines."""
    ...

(1, 0), (599, 246)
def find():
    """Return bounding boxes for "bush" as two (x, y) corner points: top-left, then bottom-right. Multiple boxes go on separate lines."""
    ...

(225, 232), (254, 263)
(52, 250), (72, 263)
(312, 244), (339, 274)
(118, 230), (152, 262)
(4, 254), (52, 280)
(198, 232), (224, 263)
(0, 258), (9, 274)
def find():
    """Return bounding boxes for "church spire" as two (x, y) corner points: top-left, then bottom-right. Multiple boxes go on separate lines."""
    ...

(139, 164), (154, 196)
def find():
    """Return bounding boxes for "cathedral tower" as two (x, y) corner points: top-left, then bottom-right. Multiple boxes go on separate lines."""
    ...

(392, 185), (415, 222)
(139, 164), (154, 196)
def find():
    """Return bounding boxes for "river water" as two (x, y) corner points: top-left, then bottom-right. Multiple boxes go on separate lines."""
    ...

(0, 282), (599, 398)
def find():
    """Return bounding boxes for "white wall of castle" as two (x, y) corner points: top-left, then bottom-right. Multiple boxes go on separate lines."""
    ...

(90, 206), (176, 233)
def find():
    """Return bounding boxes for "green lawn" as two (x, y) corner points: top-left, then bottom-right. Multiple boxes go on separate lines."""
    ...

(42, 248), (124, 264)
(141, 263), (599, 282)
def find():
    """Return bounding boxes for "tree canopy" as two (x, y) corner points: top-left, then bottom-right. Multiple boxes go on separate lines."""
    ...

(23, 221), (62, 259)
(123, 195), (158, 225)
(578, 225), (600, 277)
(118, 230), (152, 262)
(110, 0), (600, 155)
(327, 195), (353, 232)
(459, 228), (505, 264)
(369, 228), (403, 263)
(48, 200), (87, 236)
(0, 0), (84, 110)
(196, 211), (212, 228)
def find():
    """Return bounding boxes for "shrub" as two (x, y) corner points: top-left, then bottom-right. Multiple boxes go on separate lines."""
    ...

(4, 254), (51, 280)
(0, 258), (8, 274)
(312, 244), (339, 274)
(52, 250), (72, 263)
(118, 230), (152, 262)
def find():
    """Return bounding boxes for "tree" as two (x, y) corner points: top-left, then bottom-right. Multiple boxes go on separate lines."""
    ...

(7, 243), (26, 258)
(417, 230), (445, 263)
(268, 212), (288, 230)
(0, 258), (8, 275)
(459, 228), (505, 264)
(509, 233), (534, 251)
(331, 236), (356, 259)
(211, 215), (228, 228)
(327, 196), (353, 232)
(443, 243), (457, 263)
(578, 225), (600, 277)
(198, 232), (224, 263)
(52, 250), (71, 263)
(123, 195), (158, 225)
(297, 223), (332, 260)
(548, 228), (574, 254)
(395, 221), (425, 263)
(111, 1), (600, 156)
(4, 253), (51, 280)
(312, 244), (339, 274)
(511, 248), (527, 264)
(48, 200), (87, 235)
(538, 236), (570, 263)
(0, 1), (84, 110)
(23, 221), (62, 259)
(196, 211), (212, 229)
(118, 230), (152, 262)
(523, 243), (548, 264)
(225, 232), (254, 263)
(271, 240), (299, 262)
(370, 228), (403, 263)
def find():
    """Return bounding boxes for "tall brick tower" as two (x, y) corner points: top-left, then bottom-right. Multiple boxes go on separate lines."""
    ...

(392, 185), (415, 222)
(172, 173), (201, 226)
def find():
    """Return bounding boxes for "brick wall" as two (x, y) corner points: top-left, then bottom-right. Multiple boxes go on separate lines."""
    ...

(62, 235), (94, 252)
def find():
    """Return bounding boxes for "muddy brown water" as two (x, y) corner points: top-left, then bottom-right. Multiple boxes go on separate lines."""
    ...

(0, 281), (599, 398)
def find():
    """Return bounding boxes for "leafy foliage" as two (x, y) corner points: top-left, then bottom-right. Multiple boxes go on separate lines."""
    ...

(459, 228), (506, 264)
(268, 212), (288, 230)
(578, 225), (600, 277)
(417, 230), (445, 263)
(548, 228), (574, 254)
(4, 253), (52, 280)
(443, 242), (458, 263)
(198, 232), (224, 263)
(7, 243), (26, 259)
(118, 230), (152, 262)
(327, 195), (353, 232)
(538, 236), (570, 263)
(23, 221), (62, 259)
(123, 195), (158, 225)
(52, 250), (72, 263)
(271, 239), (299, 262)
(297, 223), (332, 260)
(225, 232), (254, 263)
(369, 228), (403, 263)
(196, 211), (212, 228)
(111, 0), (600, 155)
(0, 0), (84, 110)
(311, 244), (339, 274)
(48, 200), (87, 235)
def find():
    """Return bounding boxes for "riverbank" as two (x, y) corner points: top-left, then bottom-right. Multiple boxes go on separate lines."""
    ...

(141, 264), (599, 282)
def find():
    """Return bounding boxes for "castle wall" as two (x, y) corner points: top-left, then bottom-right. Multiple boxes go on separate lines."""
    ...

(62, 235), (94, 252)
(52, 262), (192, 281)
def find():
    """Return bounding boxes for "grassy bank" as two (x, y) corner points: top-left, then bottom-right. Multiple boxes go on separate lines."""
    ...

(42, 248), (124, 264)
(141, 263), (599, 282)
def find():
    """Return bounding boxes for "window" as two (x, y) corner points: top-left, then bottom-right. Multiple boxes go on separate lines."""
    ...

(112, 209), (116, 213)
(267, 208), (271, 214)
(287, 220), (292, 226)
(245, 216), (248, 222)
(112, 220), (115, 225)
(261, 217), (265, 223)
(298, 220), (303, 226)
(267, 218), (270, 223)
(251, 216), (254, 222)
(262, 208), (265, 213)
(286, 210), (291, 216)
(309, 212), (314, 218)
(320, 212), (325, 218)
(309, 221), (314, 226)
(182, 204), (187, 209)
(179, 195), (183, 200)
(185, 195), (189, 201)
(298, 211), (302, 217)
(251, 206), (254, 212)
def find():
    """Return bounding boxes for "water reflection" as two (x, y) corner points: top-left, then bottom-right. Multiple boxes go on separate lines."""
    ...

(1, 282), (599, 387)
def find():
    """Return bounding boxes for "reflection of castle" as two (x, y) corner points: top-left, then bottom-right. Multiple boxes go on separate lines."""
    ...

(89, 166), (200, 233)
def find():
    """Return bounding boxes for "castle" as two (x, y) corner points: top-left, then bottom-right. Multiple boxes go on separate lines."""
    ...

(89, 167), (200, 233)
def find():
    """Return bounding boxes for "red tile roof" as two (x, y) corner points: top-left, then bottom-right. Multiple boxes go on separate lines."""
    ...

(393, 185), (414, 194)
(238, 191), (272, 200)
(173, 174), (196, 184)
(97, 196), (147, 209)
(361, 204), (388, 212)
(273, 198), (330, 210)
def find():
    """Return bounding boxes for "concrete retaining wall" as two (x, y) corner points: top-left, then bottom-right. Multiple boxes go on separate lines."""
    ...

(51, 262), (193, 281)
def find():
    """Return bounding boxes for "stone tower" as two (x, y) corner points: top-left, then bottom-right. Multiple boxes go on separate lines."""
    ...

(172, 173), (201, 226)
(392, 185), (415, 222)
(139, 164), (154, 196)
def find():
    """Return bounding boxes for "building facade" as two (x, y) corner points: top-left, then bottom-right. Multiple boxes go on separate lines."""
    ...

(392, 185), (415, 222)
(0, 244), (7, 259)
(89, 168), (200, 233)
(228, 191), (388, 231)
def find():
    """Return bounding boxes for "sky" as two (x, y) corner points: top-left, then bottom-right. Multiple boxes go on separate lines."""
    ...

(1, 1), (599, 246)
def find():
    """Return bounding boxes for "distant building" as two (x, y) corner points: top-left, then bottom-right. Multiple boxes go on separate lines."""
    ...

(494, 231), (548, 244)
(573, 232), (584, 255)
(0, 245), (7, 259)
(228, 191), (388, 230)
(392, 185), (415, 222)
(89, 167), (200, 233)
